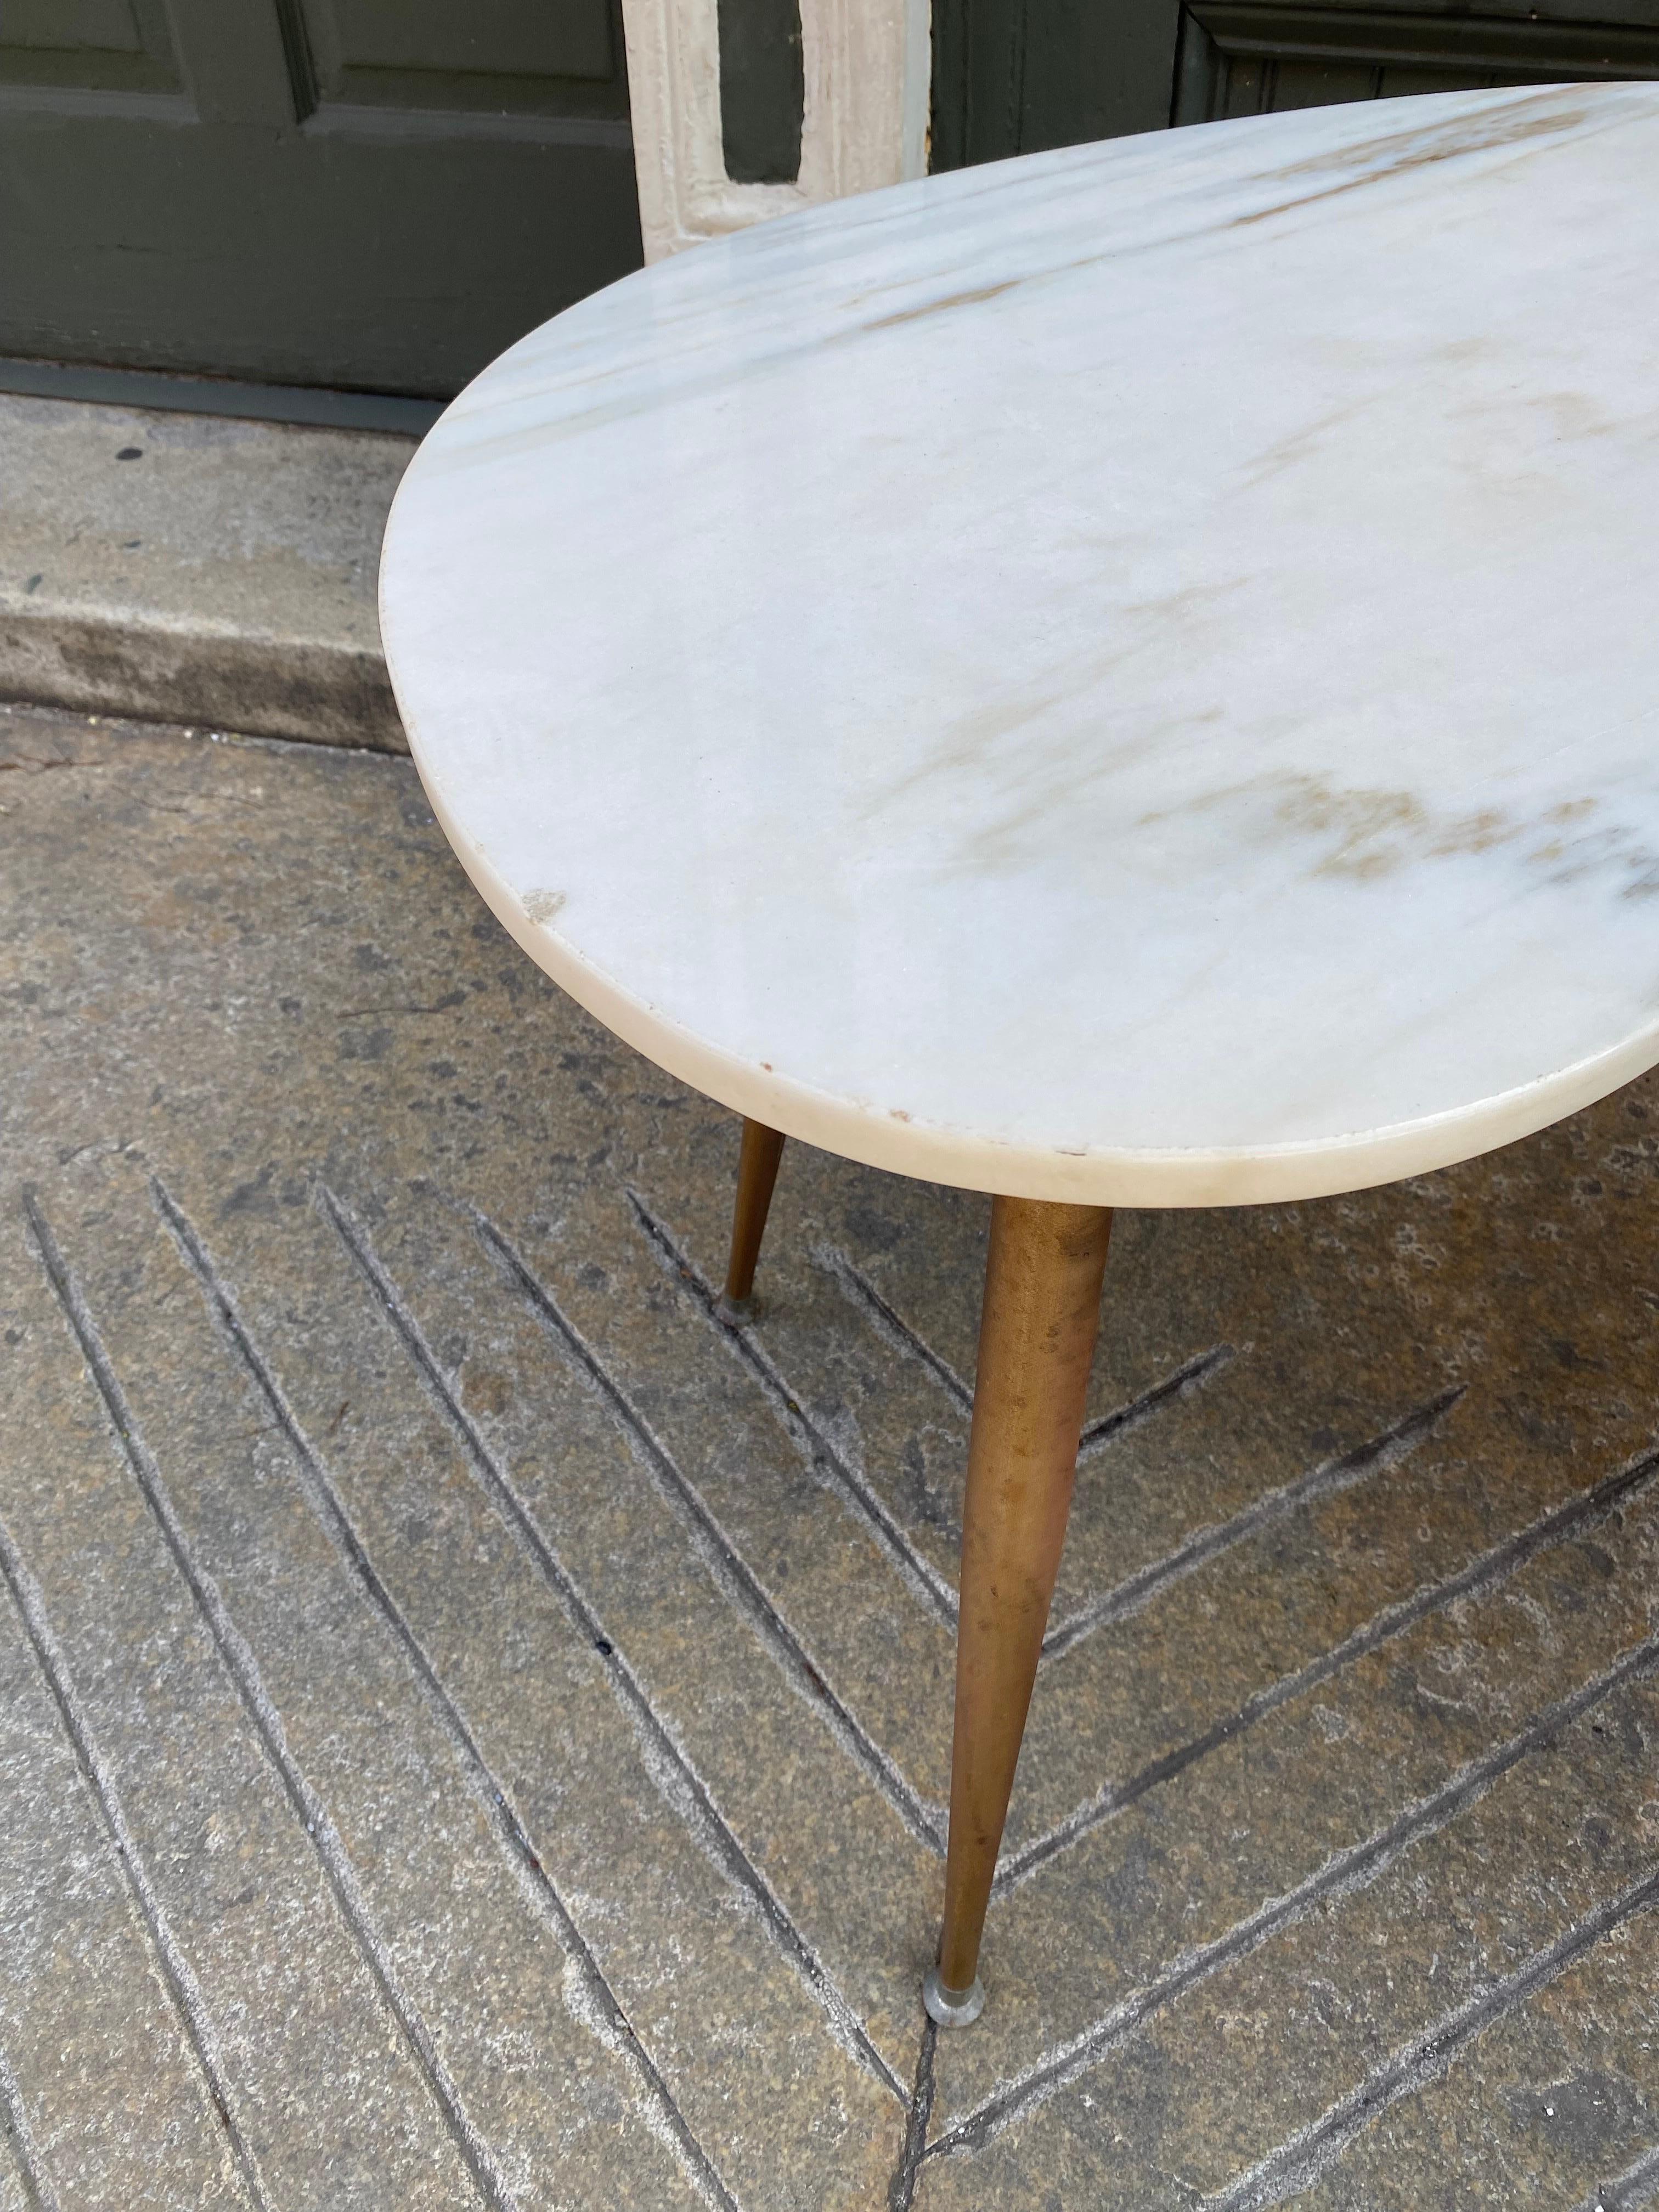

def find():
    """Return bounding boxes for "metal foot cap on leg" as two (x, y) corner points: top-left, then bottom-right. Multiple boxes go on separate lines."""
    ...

(922, 1967), (985, 2027)
(714, 1291), (757, 1328)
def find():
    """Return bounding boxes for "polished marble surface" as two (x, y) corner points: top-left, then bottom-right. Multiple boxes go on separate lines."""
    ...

(380, 83), (1659, 1204)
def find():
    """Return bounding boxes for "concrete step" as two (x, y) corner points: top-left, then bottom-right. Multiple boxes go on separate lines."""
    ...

(0, 392), (414, 751)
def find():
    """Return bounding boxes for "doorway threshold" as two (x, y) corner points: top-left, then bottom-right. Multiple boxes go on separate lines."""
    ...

(0, 356), (444, 438)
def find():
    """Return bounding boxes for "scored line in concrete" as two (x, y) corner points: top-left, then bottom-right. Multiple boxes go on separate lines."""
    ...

(815, 1242), (1236, 1465)
(928, 1623), (1659, 2166)
(1040, 1383), (1464, 1663)
(640, 1206), (1449, 1683)
(628, 1193), (961, 1627)
(150, 1178), (743, 2212)
(1572, 2140), (1659, 2212)
(469, 1202), (946, 1854)
(997, 1432), (1659, 1891)
(21, 1192), (516, 2212)
(812, 1246), (979, 1415)
(885, 2018), (938, 2212)
(1203, 1860), (1659, 2211)
(1076, 1343), (1239, 1460)
(319, 1183), (907, 2104)
(817, 1243), (1450, 1672)
(0, 1502), (268, 2212)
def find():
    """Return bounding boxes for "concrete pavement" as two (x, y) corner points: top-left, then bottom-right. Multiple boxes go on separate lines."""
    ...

(6, 699), (1659, 2208)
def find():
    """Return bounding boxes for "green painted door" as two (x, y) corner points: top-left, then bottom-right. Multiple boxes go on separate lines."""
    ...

(0, 0), (642, 395)
(9, 1), (1655, 398)
(932, 0), (1659, 164)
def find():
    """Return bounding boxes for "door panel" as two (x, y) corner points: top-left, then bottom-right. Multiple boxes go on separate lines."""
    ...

(0, 0), (640, 394)
(0, 0), (179, 91)
(1173, 0), (1659, 120)
(932, 0), (1659, 160)
(302, 0), (619, 110)
(18, 0), (1656, 392)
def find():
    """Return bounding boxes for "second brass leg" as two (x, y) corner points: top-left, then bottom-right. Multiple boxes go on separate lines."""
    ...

(717, 1118), (786, 1324)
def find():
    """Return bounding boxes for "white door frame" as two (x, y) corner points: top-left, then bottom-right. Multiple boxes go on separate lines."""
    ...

(621, 0), (930, 261)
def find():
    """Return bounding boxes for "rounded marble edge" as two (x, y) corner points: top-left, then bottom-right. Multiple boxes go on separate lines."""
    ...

(392, 707), (1659, 1207)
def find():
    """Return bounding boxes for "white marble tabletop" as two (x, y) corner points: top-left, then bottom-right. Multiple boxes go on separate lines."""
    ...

(380, 83), (1659, 1206)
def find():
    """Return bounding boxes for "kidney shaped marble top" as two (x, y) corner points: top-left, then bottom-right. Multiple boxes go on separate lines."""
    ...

(380, 82), (1659, 1206)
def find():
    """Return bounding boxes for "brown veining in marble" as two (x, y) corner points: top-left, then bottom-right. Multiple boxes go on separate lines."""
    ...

(1138, 775), (1659, 897)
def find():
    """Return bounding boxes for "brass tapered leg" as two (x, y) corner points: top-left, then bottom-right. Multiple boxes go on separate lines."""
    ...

(716, 1119), (786, 1324)
(924, 1195), (1113, 2027)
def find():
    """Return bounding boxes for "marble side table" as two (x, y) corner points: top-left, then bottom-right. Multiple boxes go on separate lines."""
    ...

(379, 81), (1659, 2026)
